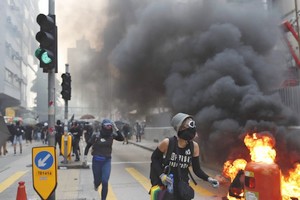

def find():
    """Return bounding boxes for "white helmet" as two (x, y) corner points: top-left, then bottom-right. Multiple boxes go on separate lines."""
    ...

(44, 122), (48, 126)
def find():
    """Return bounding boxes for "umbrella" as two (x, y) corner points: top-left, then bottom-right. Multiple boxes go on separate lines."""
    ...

(80, 114), (95, 120)
(23, 118), (37, 125)
(0, 116), (11, 147)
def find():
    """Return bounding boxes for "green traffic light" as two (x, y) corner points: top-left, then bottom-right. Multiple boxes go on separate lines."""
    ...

(35, 48), (52, 64)
(41, 51), (52, 64)
(35, 48), (43, 58)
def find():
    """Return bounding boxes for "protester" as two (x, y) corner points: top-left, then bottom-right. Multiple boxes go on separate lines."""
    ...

(135, 122), (142, 142)
(84, 119), (124, 200)
(13, 121), (24, 154)
(69, 121), (82, 161)
(55, 120), (64, 154)
(24, 125), (33, 144)
(150, 113), (219, 200)
(83, 122), (93, 145)
(122, 123), (130, 144)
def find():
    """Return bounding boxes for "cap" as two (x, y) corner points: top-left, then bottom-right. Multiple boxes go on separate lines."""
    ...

(171, 113), (193, 132)
(102, 119), (112, 126)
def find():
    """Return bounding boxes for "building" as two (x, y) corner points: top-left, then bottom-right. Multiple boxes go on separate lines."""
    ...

(0, 0), (40, 118)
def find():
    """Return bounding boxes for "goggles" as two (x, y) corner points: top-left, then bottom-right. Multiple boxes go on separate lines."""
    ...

(186, 120), (196, 129)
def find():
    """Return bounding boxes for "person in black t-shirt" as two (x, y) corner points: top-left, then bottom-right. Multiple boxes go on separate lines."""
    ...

(69, 121), (82, 161)
(55, 120), (64, 154)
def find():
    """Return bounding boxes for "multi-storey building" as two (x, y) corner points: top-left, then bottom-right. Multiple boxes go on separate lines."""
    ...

(0, 0), (40, 118)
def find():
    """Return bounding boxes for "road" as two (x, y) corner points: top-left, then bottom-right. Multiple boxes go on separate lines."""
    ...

(0, 140), (228, 200)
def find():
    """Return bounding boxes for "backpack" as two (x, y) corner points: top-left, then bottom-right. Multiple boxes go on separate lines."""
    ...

(163, 136), (197, 185)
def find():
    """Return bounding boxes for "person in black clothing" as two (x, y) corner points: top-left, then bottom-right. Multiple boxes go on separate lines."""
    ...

(150, 113), (219, 200)
(84, 119), (124, 200)
(69, 121), (82, 161)
(55, 120), (64, 154)
(135, 122), (142, 142)
(83, 122), (93, 145)
(24, 125), (33, 143)
(122, 123), (130, 144)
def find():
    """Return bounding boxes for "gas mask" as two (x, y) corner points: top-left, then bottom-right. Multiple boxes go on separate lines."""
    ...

(177, 120), (196, 141)
(178, 127), (196, 141)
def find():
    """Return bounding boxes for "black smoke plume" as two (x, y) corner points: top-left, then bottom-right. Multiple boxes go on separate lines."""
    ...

(81, 0), (300, 167)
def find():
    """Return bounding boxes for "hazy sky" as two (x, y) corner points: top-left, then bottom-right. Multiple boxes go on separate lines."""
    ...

(39, 0), (107, 73)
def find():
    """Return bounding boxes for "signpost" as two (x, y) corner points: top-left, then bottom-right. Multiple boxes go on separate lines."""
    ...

(32, 146), (57, 200)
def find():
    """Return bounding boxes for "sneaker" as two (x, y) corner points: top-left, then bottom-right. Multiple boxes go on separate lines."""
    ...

(75, 158), (80, 162)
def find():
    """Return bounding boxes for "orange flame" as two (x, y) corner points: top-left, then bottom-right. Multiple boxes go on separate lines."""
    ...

(222, 132), (300, 200)
(281, 163), (300, 200)
(223, 159), (247, 182)
(244, 133), (276, 163)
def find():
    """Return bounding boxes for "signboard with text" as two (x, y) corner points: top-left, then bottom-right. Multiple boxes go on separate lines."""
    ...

(32, 146), (57, 200)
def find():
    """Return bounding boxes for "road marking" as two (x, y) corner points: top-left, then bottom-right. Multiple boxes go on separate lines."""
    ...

(0, 171), (28, 193)
(97, 184), (117, 200)
(126, 167), (151, 191)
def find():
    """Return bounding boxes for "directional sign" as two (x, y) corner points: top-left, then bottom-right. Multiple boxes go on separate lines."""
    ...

(32, 146), (57, 200)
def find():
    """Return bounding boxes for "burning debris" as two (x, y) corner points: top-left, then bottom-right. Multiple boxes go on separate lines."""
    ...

(221, 132), (299, 200)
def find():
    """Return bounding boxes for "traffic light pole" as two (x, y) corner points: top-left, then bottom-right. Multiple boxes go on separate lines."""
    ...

(63, 64), (69, 164)
(48, 1), (56, 200)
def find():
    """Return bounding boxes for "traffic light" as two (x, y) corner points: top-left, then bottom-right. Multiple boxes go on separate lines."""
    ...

(35, 14), (57, 73)
(61, 73), (71, 100)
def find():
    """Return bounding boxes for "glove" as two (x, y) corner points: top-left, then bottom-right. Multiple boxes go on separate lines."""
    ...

(159, 173), (173, 186)
(208, 177), (219, 188)
(112, 122), (119, 132)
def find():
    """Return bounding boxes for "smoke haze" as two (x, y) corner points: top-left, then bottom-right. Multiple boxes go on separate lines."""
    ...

(58, 0), (300, 167)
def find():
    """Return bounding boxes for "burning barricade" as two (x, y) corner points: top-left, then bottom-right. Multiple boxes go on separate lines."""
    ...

(221, 132), (299, 200)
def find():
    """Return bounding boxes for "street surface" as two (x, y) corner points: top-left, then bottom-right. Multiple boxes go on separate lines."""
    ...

(0, 139), (228, 200)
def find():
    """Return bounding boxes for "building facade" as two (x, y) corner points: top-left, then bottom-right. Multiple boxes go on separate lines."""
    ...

(0, 0), (40, 118)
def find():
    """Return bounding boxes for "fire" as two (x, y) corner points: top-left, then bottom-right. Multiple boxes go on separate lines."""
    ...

(223, 159), (247, 182)
(281, 163), (300, 200)
(244, 133), (276, 163)
(222, 132), (300, 200)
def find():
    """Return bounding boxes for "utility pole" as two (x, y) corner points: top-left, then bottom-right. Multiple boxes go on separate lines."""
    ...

(48, 0), (56, 199)
(63, 63), (70, 164)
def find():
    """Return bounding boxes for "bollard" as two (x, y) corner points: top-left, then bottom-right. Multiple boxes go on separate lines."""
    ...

(16, 181), (27, 200)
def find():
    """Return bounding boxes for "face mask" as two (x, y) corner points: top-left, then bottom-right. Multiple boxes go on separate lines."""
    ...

(101, 127), (112, 138)
(178, 128), (196, 141)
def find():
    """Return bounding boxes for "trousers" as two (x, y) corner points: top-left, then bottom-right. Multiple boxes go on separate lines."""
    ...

(92, 156), (111, 200)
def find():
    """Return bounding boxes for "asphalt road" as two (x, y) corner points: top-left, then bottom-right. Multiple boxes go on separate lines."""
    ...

(0, 140), (228, 200)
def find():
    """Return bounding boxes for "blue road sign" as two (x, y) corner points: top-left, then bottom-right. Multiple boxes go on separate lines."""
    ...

(34, 151), (54, 170)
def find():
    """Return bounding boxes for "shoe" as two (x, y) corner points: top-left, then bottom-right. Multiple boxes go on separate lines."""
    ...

(94, 185), (98, 191)
(75, 158), (80, 162)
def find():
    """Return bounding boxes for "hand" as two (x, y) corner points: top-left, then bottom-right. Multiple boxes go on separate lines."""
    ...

(208, 177), (219, 188)
(159, 173), (172, 186)
(112, 122), (119, 132)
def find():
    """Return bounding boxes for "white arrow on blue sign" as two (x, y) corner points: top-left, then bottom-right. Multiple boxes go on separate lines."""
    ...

(34, 151), (54, 170)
